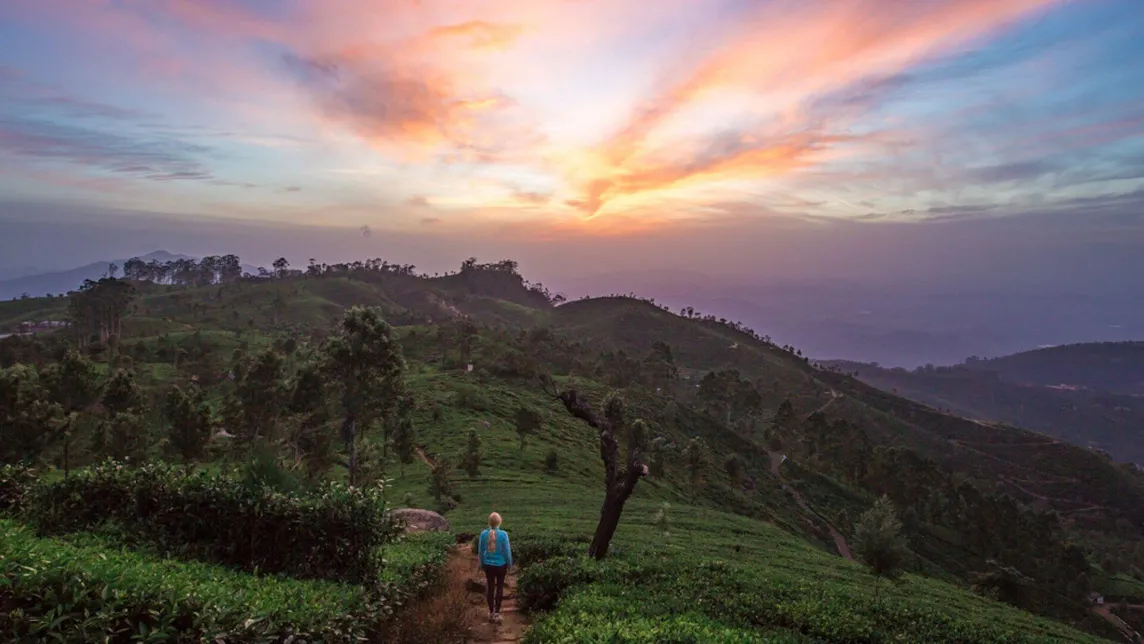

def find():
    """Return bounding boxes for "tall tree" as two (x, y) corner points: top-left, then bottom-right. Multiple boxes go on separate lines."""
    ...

(542, 378), (648, 560)
(0, 365), (62, 464)
(41, 351), (100, 475)
(223, 349), (288, 448)
(98, 369), (147, 461)
(164, 385), (213, 465)
(642, 340), (679, 392)
(322, 307), (407, 486)
(272, 257), (291, 278)
(287, 363), (336, 480)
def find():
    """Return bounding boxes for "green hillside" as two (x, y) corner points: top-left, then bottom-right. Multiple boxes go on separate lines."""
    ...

(3, 257), (1142, 642)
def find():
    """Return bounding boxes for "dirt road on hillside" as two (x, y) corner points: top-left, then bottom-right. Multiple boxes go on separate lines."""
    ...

(769, 451), (852, 561)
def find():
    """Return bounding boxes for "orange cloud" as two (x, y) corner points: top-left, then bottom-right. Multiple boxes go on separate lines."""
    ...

(428, 21), (527, 50)
(573, 0), (1062, 215)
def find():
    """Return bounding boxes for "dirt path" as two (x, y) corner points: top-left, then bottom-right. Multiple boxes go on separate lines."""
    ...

(447, 543), (529, 643)
(1092, 603), (1141, 642)
(769, 451), (853, 561)
(807, 390), (841, 418)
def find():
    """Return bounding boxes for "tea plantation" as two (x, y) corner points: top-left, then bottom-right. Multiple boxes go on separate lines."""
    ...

(3, 260), (1140, 642)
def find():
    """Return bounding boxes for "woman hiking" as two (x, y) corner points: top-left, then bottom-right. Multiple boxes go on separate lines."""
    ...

(478, 512), (512, 623)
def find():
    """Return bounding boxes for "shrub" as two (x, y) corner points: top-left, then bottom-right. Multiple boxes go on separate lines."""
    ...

(0, 463), (35, 514)
(26, 460), (399, 583)
(0, 520), (381, 643)
(518, 556), (599, 612)
(545, 448), (559, 472)
(513, 536), (585, 568)
(853, 496), (909, 579)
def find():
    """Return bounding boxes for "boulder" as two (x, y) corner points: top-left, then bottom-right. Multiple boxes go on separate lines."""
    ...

(392, 508), (451, 533)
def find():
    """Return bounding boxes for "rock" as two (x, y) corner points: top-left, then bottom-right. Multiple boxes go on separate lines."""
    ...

(466, 578), (487, 594)
(391, 508), (451, 533)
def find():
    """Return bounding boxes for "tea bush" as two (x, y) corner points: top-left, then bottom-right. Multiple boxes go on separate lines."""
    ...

(26, 460), (399, 583)
(0, 463), (35, 513)
(377, 531), (454, 604)
(0, 519), (384, 643)
(517, 548), (1110, 644)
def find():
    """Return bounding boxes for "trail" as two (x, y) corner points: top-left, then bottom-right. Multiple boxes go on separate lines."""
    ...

(417, 446), (529, 642)
(448, 543), (529, 643)
(769, 451), (853, 561)
(1092, 603), (1141, 642)
(808, 390), (842, 417)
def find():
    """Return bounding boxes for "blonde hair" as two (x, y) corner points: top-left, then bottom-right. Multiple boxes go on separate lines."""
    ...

(487, 512), (502, 553)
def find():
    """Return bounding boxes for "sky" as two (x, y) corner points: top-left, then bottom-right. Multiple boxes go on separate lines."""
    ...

(1, 0), (1143, 292)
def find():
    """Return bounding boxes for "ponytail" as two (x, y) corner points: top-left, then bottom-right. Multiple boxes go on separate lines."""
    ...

(487, 512), (502, 553)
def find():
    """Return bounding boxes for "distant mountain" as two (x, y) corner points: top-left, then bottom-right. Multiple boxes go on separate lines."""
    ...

(961, 342), (1144, 395)
(823, 347), (1144, 464)
(0, 251), (192, 300)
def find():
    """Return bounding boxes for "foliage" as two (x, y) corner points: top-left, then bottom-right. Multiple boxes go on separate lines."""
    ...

(429, 455), (454, 503)
(0, 464), (35, 513)
(515, 405), (542, 451)
(223, 348), (288, 447)
(26, 461), (399, 583)
(164, 384), (214, 464)
(0, 364), (62, 465)
(392, 415), (417, 476)
(0, 519), (383, 643)
(545, 448), (559, 472)
(517, 537), (1109, 644)
(461, 428), (481, 478)
(853, 496), (909, 579)
(322, 306), (407, 485)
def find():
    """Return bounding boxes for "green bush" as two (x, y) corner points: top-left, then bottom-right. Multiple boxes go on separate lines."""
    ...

(517, 556), (600, 612)
(0, 463), (35, 513)
(0, 519), (382, 643)
(27, 460), (399, 583)
(378, 531), (453, 601)
(513, 535), (586, 568)
(519, 549), (1109, 643)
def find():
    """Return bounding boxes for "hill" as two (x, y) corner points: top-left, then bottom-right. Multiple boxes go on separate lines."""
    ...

(2, 257), (1142, 642)
(0, 251), (192, 300)
(823, 356), (1144, 465)
(963, 343), (1144, 395)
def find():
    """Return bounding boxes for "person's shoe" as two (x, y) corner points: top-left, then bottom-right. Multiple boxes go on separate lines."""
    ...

(493, 612), (503, 624)
(488, 611), (496, 622)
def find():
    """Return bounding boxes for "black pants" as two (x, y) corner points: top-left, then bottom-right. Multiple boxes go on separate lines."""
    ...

(484, 564), (507, 613)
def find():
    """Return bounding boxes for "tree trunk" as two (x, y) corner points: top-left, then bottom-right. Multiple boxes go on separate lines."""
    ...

(345, 418), (358, 487)
(589, 493), (628, 559)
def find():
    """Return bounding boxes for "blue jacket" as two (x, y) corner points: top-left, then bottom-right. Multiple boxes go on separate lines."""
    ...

(479, 528), (512, 568)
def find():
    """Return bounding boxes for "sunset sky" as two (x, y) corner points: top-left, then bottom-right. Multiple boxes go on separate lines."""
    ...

(1, 0), (1143, 279)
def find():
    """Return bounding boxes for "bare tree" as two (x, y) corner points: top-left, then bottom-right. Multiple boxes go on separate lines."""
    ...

(541, 376), (647, 560)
